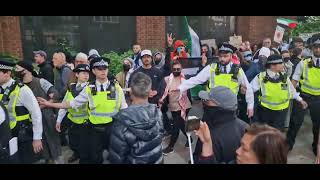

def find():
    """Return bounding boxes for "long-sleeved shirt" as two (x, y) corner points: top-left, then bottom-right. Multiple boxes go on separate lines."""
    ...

(179, 62), (254, 109)
(1, 78), (42, 140)
(56, 82), (88, 123)
(292, 55), (320, 82)
(69, 80), (128, 110)
(250, 69), (302, 102)
(129, 67), (165, 105)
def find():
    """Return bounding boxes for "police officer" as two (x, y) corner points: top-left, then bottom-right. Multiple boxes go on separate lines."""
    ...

(38, 57), (128, 164)
(0, 101), (11, 164)
(178, 43), (254, 118)
(250, 54), (308, 131)
(56, 64), (90, 163)
(287, 36), (320, 155)
(0, 58), (43, 164)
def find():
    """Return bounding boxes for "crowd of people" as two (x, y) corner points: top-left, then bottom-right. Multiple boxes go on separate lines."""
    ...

(1, 32), (320, 164)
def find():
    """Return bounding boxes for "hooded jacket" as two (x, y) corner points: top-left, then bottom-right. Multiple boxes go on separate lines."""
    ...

(194, 108), (247, 164)
(108, 103), (164, 164)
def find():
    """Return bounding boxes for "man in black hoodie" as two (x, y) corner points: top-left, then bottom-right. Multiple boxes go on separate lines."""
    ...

(34, 50), (54, 84)
(108, 72), (164, 164)
(193, 86), (248, 164)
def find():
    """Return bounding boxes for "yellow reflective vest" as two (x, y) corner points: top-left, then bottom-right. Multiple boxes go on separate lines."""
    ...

(258, 72), (292, 111)
(208, 63), (240, 94)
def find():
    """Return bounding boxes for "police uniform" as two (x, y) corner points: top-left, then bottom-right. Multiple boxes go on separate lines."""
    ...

(179, 43), (254, 113)
(56, 64), (90, 163)
(250, 54), (303, 131)
(0, 101), (11, 164)
(68, 58), (127, 164)
(0, 59), (43, 164)
(287, 38), (320, 154)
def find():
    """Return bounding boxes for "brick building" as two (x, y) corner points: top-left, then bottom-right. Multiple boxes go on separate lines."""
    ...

(0, 16), (296, 60)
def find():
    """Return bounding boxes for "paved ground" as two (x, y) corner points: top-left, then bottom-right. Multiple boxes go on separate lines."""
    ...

(60, 100), (316, 164)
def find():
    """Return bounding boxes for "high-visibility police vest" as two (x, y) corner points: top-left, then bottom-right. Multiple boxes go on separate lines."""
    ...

(66, 83), (88, 124)
(208, 63), (241, 94)
(299, 58), (320, 96)
(86, 81), (123, 125)
(0, 81), (31, 129)
(258, 72), (292, 111)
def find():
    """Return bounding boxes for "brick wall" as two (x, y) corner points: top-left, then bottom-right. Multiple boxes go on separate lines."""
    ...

(0, 16), (23, 59)
(136, 16), (166, 51)
(236, 16), (297, 45)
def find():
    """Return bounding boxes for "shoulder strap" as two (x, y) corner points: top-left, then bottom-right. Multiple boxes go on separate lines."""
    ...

(230, 64), (240, 80)
(1, 81), (19, 103)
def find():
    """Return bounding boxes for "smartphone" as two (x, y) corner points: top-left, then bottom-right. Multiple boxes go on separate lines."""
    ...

(185, 116), (200, 132)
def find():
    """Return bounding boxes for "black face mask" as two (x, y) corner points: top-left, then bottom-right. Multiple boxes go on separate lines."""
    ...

(123, 64), (131, 72)
(172, 71), (181, 77)
(203, 106), (220, 119)
(154, 60), (161, 65)
(15, 70), (26, 80)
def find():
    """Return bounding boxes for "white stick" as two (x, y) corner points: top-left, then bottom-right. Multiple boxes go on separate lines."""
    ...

(187, 132), (194, 164)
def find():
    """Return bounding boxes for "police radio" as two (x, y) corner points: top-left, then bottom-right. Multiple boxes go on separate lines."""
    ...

(108, 81), (116, 100)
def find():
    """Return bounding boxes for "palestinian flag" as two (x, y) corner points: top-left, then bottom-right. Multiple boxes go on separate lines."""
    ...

(277, 18), (298, 29)
(180, 16), (201, 57)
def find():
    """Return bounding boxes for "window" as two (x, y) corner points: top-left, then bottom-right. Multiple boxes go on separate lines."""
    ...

(93, 16), (120, 24)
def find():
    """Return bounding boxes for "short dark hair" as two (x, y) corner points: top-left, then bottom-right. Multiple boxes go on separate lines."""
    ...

(263, 37), (271, 41)
(130, 72), (152, 98)
(171, 60), (181, 69)
(201, 44), (209, 49)
(245, 123), (288, 164)
(292, 48), (302, 57)
(281, 50), (289, 55)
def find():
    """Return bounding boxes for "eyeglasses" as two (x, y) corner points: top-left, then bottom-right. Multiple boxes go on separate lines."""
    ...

(172, 68), (181, 71)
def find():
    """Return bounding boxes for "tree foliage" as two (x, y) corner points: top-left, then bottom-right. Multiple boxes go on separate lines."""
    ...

(292, 16), (320, 36)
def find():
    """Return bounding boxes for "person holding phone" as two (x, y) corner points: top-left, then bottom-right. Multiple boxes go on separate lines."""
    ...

(159, 61), (192, 155)
(193, 86), (248, 164)
(195, 122), (288, 164)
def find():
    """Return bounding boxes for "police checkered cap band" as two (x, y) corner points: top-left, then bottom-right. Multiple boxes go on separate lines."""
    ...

(93, 59), (108, 67)
(219, 45), (233, 53)
(0, 64), (14, 70)
(78, 67), (87, 71)
(267, 58), (283, 64)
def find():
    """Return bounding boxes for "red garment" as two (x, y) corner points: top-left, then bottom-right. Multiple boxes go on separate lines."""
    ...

(232, 54), (240, 65)
(170, 40), (188, 60)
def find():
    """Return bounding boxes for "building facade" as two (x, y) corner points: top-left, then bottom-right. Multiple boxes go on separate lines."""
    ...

(0, 16), (296, 60)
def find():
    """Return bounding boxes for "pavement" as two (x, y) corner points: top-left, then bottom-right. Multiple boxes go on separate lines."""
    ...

(60, 100), (317, 164)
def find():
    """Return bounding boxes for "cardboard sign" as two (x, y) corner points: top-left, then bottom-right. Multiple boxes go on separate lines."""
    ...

(201, 39), (217, 50)
(229, 35), (242, 49)
(274, 25), (285, 43)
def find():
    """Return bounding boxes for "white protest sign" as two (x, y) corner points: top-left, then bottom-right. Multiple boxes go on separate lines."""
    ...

(201, 39), (217, 50)
(274, 25), (285, 43)
(229, 35), (242, 49)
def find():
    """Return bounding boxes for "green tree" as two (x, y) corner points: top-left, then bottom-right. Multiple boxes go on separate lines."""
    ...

(292, 16), (320, 36)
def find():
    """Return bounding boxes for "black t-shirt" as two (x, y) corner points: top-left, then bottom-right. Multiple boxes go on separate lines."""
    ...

(129, 67), (165, 104)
